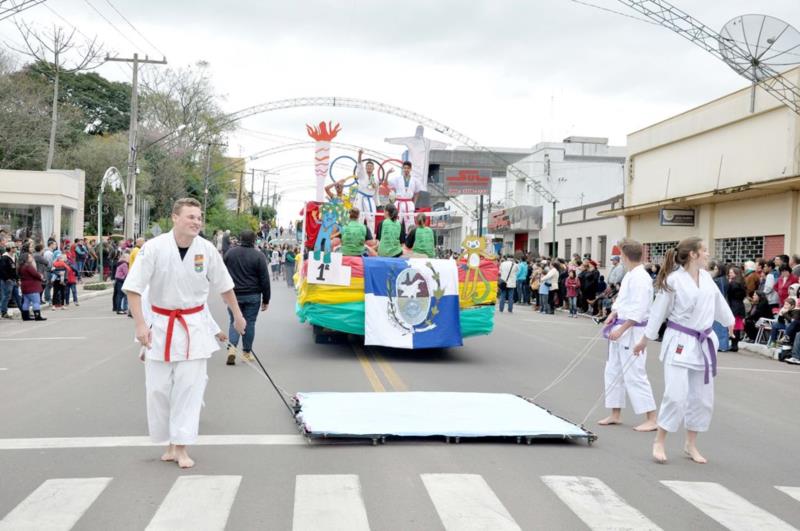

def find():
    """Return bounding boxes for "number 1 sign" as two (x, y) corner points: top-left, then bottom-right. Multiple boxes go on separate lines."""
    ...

(306, 252), (352, 286)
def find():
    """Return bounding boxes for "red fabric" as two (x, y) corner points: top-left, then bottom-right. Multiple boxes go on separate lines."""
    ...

(302, 202), (322, 250)
(65, 260), (77, 284)
(150, 304), (205, 362)
(19, 263), (43, 294)
(565, 276), (581, 298)
(457, 257), (499, 282)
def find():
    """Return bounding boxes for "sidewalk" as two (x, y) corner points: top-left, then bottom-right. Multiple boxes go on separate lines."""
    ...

(2, 281), (112, 319)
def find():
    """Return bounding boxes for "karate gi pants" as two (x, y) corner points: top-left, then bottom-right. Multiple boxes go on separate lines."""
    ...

(358, 194), (377, 235)
(604, 336), (656, 415)
(396, 199), (415, 230)
(657, 362), (713, 433)
(145, 358), (208, 445)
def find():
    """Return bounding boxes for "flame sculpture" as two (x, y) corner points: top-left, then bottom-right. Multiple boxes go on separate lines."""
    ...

(306, 121), (342, 201)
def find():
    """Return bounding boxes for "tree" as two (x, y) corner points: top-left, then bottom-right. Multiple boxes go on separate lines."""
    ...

(12, 21), (103, 169)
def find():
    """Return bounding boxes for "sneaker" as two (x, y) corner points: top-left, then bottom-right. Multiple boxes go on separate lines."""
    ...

(241, 351), (255, 362)
(786, 357), (800, 365)
(75, 302), (79, 307)
(225, 344), (237, 366)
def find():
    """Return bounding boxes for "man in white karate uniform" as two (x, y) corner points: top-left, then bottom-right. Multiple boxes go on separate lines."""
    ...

(355, 149), (379, 235)
(598, 239), (658, 432)
(389, 161), (420, 230)
(123, 197), (246, 468)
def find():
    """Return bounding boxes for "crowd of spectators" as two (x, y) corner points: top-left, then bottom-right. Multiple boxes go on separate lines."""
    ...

(493, 247), (800, 365)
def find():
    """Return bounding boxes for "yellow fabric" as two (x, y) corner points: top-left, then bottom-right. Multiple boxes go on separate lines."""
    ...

(459, 281), (497, 308)
(297, 278), (365, 305)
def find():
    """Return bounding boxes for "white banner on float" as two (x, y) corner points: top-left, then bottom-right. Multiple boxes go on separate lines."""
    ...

(306, 252), (352, 286)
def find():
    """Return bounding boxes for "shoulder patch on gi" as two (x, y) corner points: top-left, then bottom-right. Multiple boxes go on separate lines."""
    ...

(194, 254), (204, 272)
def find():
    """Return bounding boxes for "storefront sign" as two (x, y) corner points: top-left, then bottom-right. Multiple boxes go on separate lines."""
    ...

(489, 209), (510, 231)
(660, 208), (695, 227)
(444, 169), (492, 196)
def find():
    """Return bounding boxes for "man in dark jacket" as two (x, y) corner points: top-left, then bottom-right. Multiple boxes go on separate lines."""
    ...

(222, 230), (270, 365)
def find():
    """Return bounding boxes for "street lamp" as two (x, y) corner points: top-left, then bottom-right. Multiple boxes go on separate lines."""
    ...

(98, 167), (124, 281)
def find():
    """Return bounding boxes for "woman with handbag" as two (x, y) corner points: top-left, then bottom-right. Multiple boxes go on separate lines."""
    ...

(497, 255), (518, 313)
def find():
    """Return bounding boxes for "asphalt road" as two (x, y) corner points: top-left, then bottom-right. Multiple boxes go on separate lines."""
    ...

(1, 279), (799, 530)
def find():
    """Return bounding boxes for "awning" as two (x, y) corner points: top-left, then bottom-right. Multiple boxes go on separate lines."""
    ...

(600, 174), (800, 217)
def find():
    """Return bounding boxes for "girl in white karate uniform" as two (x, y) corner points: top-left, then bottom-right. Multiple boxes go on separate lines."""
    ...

(634, 237), (734, 464)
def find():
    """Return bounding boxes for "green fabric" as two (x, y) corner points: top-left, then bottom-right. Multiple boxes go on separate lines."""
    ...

(460, 305), (495, 337)
(297, 301), (496, 339)
(286, 251), (296, 263)
(341, 221), (367, 256)
(412, 226), (435, 257)
(297, 302), (365, 335)
(378, 219), (402, 257)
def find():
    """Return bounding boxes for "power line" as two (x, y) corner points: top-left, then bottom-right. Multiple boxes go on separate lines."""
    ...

(82, 0), (141, 53)
(568, 0), (658, 26)
(101, 0), (166, 58)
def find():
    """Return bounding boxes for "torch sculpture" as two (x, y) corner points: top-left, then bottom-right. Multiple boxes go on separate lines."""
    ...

(306, 121), (342, 201)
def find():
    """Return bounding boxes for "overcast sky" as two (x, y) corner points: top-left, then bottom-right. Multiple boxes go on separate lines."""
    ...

(2, 0), (798, 222)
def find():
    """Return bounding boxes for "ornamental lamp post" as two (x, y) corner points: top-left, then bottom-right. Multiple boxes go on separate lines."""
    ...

(98, 167), (124, 282)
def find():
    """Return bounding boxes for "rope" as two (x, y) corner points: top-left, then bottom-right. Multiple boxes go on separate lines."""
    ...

(531, 327), (605, 401)
(237, 346), (297, 417)
(579, 351), (639, 426)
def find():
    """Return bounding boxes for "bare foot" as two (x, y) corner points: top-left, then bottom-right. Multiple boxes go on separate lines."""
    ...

(174, 446), (195, 469)
(684, 444), (707, 464)
(160, 444), (176, 462)
(598, 416), (622, 426)
(652, 441), (667, 464)
(633, 420), (658, 432)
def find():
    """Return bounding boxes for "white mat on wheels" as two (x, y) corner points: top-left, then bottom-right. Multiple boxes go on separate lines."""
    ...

(295, 392), (590, 439)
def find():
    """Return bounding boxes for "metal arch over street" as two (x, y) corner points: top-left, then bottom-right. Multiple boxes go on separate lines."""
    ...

(218, 96), (559, 205)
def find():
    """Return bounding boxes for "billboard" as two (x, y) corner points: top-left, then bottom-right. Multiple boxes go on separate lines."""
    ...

(444, 169), (492, 196)
(660, 208), (695, 227)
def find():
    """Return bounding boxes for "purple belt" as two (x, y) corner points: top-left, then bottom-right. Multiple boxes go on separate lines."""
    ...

(602, 318), (647, 339)
(666, 320), (716, 384)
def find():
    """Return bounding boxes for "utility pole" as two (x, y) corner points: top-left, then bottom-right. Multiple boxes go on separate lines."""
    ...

(202, 141), (227, 219)
(236, 170), (244, 214)
(105, 53), (167, 240)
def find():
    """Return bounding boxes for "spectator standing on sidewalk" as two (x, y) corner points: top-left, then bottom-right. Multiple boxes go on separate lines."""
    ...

(113, 252), (130, 315)
(763, 260), (780, 312)
(42, 241), (56, 305)
(726, 266), (747, 352)
(607, 255), (625, 286)
(19, 253), (46, 321)
(515, 257), (528, 305)
(223, 230), (271, 365)
(64, 254), (79, 307)
(497, 255), (518, 313)
(710, 261), (730, 351)
(285, 246), (296, 288)
(51, 253), (69, 310)
(0, 242), (23, 319)
(74, 238), (88, 281)
(565, 269), (581, 317)
(776, 265), (798, 307)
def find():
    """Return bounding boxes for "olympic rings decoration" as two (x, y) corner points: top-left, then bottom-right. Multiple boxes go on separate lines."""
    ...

(356, 158), (386, 186)
(381, 158), (405, 185)
(328, 155), (359, 188)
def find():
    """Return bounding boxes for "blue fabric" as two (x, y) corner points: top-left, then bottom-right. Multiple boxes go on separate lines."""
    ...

(498, 287), (514, 313)
(713, 321), (730, 351)
(363, 257), (462, 349)
(229, 293), (261, 351)
(516, 262), (528, 281)
(22, 292), (41, 311)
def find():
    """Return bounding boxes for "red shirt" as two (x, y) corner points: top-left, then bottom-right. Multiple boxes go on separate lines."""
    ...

(566, 277), (581, 298)
(19, 263), (43, 294)
(777, 274), (798, 305)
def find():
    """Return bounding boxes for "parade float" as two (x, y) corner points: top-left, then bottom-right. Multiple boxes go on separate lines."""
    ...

(294, 121), (498, 348)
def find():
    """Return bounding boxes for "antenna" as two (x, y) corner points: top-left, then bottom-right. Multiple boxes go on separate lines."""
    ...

(719, 14), (800, 112)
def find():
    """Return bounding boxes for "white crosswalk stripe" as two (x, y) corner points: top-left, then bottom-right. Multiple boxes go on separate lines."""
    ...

(0, 477), (111, 531)
(145, 475), (241, 531)
(421, 473), (521, 531)
(292, 474), (371, 531)
(2, 473), (798, 530)
(777, 486), (800, 503)
(662, 481), (798, 531)
(542, 475), (662, 530)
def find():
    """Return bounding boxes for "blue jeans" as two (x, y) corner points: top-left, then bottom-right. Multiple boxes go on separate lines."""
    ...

(76, 260), (85, 279)
(22, 292), (41, 312)
(713, 320), (730, 351)
(769, 321), (787, 343)
(0, 280), (22, 314)
(65, 283), (78, 305)
(228, 293), (261, 351)
(498, 287), (514, 313)
(568, 296), (578, 315)
(539, 292), (550, 313)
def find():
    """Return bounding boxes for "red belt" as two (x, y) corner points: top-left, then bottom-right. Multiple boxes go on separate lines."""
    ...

(395, 198), (413, 202)
(150, 304), (205, 362)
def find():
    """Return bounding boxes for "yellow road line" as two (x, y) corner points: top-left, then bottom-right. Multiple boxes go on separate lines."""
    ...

(371, 350), (409, 392)
(353, 345), (386, 392)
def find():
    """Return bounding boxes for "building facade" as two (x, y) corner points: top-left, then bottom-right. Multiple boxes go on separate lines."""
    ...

(605, 67), (800, 264)
(506, 136), (626, 257)
(0, 169), (86, 243)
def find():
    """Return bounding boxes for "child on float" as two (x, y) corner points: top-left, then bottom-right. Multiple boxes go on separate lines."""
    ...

(634, 237), (734, 464)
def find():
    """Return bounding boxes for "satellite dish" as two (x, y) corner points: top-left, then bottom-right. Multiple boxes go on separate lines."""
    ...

(719, 14), (800, 112)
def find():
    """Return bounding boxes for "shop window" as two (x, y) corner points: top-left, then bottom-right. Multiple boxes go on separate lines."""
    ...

(598, 235), (607, 267)
(564, 238), (572, 260)
(645, 241), (679, 265)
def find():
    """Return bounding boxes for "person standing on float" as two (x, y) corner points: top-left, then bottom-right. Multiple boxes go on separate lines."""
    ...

(634, 237), (734, 465)
(389, 161), (420, 230)
(123, 197), (246, 469)
(355, 149), (379, 235)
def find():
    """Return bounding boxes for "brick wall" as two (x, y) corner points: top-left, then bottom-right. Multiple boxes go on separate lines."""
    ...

(763, 235), (786, 259)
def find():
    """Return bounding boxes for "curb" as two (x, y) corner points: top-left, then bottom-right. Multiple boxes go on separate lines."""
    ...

(737, 342), (781, 361)
(1, 286), (111, 320)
